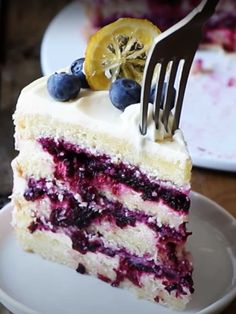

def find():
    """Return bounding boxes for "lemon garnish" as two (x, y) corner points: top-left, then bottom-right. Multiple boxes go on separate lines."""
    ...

(84, 18), (161, 90)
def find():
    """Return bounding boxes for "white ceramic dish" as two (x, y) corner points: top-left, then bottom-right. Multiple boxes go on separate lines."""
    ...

(0, 193), (236, 314)
(41, 1), (87, 75)
(40, 1), (236, 172)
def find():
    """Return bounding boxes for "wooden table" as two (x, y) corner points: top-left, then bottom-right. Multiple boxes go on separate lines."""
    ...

(0, 1), (236, 313)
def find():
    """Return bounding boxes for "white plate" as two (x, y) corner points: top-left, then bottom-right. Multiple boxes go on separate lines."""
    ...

(40, 1), (236, 172)
(41, 1), (87, 75)
(181, 49), (236, 172)
(1, 193), (236, 314)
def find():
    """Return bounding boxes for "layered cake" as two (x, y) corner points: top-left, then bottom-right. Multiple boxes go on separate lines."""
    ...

(12, 18), (194, 310)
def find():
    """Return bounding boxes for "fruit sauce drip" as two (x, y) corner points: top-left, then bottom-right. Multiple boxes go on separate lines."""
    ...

(24, 177), (193, 296)
(38, 138), (190, 213)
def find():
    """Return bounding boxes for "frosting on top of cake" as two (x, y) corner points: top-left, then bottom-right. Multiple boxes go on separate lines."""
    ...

(16, 74), (189, 157)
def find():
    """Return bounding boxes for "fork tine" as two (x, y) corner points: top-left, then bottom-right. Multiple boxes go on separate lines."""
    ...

(172, 56), (194, 132)
(162, 58), (180, 130)
(140, 57), (156, 135)
(140, 0), (219, 136)
(153, 61), (168, 129)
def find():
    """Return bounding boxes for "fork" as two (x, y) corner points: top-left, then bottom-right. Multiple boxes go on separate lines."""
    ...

(139, 0), (219, 135)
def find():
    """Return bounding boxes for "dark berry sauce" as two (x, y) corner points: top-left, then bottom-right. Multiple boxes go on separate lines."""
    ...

(76, 263), (86, 274)
(38, 138), (190, 213)
(24, 178), (190, 245)
(29, 213), (193, 296)
(24, 177), (193, 295)
(23, 137), (194, 296)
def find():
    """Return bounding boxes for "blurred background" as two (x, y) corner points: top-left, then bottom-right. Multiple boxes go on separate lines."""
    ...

(0, 2), (72, 313)
(0, 0), (71, 200)
(0, 0), (236, 313)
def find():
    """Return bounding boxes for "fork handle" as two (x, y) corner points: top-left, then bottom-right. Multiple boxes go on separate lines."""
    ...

(191, 0), (220, 25)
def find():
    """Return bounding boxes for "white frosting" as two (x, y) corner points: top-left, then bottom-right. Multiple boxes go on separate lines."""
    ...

(16, 74), (189, 162)
(20, 76), (172, 141)
(121, 103), (173, 143)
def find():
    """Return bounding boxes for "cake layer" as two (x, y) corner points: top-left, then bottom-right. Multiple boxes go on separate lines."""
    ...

(12, 139), (190, 227)
(12, 153), (193, 292)
(39, 137), (190, 210)
(12, 192), (193, 310)
(15, 226), (192, 310)
(15, 196), (191, 269)
(13, 75), (192, 187)
(12, 171), (190, 259)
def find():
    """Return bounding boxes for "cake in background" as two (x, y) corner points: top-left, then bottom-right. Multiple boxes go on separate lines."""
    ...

(82, 0), (236, 51)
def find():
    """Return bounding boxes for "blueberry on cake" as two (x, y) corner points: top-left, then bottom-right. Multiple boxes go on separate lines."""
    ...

(12, 18), (193, 310)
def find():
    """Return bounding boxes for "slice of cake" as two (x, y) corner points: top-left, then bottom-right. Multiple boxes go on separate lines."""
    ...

(12, 18), (194, 310)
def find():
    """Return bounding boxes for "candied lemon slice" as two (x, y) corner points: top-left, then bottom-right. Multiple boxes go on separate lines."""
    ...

(84, 18), (161, 90)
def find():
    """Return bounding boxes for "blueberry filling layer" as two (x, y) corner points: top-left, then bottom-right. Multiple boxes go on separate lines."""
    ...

(113, 255), (194, 296)
(39, 138), (190, 213)
(24, 178), (190, 244)
(28, 214), (193, 296)
(23, 138), (193, 295)
(24, 175), (193, 295)
(24, 176), (193, 295)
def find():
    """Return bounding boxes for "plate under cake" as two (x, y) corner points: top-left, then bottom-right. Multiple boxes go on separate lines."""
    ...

(11, 74), (193, 310)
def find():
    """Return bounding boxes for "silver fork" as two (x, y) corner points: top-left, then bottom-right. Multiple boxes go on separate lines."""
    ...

(140, 0), (219, 135)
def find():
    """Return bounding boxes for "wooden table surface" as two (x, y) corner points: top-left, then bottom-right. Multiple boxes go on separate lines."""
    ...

(0, 1), (236, 313)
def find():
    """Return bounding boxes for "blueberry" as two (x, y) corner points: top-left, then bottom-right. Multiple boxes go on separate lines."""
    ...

(76, 263), (86, 274)
(109, 78), (141, 111)
(47, 72), (81, 101)
(149, 82), (176, 109)
(70, 58), (89, 88)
